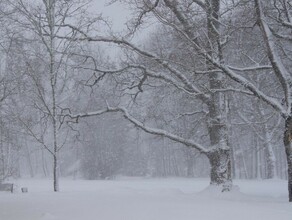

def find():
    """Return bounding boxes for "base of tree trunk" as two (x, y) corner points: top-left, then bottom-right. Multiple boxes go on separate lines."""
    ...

(53, 155), (59, 192)
(207, 149), (232, 192)
(284, 127), (292, 202)
(209, 181), (233, 192)
(287, 156), (292, 202)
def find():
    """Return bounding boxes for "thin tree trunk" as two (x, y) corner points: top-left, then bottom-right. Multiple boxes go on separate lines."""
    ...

(186, 152), (194, 177)
(25, 143), (34, 178)
(255, 137), (261, 179)
(264, 141), (277, 179)
(226, 96), (236, 179)
(53, 154), (59, 192)
(48, 0), (59, 192)
(41, 149), (48, 177)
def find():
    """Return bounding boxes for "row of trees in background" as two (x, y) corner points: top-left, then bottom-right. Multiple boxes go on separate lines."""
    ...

(0, 0), (291, 201)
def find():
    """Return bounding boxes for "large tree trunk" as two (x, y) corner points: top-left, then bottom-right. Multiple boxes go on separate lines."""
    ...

(206, 91), (232, 190)
(284, 116), (292, 202)
(207, 149), (231, 190)
(206, 55), (232, 187)
(206, 76), (232, 189)
(205, 0), (232, 190)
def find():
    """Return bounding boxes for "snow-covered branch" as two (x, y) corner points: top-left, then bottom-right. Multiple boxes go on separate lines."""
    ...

(255, 0), (292, 113)
(154, 0), (287, 116)
(66, 106), (209, 154)
(214, 63), (287, 116)
(59, 0), (288, 123)
(227, 65), (273, 72)
(58, 27), (208, 99)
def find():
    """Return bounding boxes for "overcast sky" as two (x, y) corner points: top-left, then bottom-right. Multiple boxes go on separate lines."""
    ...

(92, 0), (130, 32)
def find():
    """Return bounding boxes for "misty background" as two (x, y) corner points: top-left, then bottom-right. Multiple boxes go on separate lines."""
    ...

(0, 0), (288, 186)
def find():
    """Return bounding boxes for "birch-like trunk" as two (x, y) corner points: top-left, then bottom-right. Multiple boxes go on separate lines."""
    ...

(263, 124), (277, 179)
(48, 0), (59, 192)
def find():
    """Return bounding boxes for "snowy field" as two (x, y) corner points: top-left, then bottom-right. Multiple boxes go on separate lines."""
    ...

(0, 178), (291, 220)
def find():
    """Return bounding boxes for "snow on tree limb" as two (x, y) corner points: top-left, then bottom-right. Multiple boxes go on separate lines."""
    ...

(63, 34), (287, 116)
(153, 0), (288, 116)
(227, 65), (273, 72)
(255, 0), (292, 114)
(215, 63), (287, 116)
(66, 106), (210, 154)
(57, 1), (287, 117)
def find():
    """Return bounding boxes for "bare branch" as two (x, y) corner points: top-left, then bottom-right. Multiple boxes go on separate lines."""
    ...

(227, 65), (273, 72)
(66, 106), (210, 154)
(255, 0), (292, 113)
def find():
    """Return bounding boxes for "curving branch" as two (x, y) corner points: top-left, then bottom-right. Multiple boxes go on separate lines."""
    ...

(66, 106), (210, 154)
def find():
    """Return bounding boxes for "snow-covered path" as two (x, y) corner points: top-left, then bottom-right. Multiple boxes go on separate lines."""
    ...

(0, 178), (291, 220)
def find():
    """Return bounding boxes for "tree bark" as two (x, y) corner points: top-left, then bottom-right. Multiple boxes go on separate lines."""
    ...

(207, 149), (231, 191)
(206, 0), (232, 190)
(284, 116), (292, 202)
(265, 142), (277, 179)
(53, 154), (59, 192)
(48, 0), (59, 192)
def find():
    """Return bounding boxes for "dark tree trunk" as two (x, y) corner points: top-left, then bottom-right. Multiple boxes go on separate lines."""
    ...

(207, 149), (232, 191)
(205, 0), (232, 191)
(284, 116), (292, 202)
(53, 154), (59, 192)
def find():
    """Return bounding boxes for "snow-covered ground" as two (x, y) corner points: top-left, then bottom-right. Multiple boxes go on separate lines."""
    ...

(0, 178), (291, 220)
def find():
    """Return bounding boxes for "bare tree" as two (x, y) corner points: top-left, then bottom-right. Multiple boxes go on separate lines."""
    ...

(32, 0), (292, 201)
(61, 0), (251, 191)
(250, 0), (292, 202)
(0, 3), (23, 183)
(5, 0), (94, 191)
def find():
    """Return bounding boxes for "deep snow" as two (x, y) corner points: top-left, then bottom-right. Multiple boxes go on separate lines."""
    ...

(0, 178), (291, 220)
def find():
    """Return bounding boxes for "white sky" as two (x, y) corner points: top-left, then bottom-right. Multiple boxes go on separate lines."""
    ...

(91, 0), (157, 41)
(91, 0), (130, 32)
(88, 0), (157, 60)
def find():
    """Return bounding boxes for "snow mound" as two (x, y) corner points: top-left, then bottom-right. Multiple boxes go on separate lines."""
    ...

(197, 185), (249, 200)
(40, 213), (59, 220)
